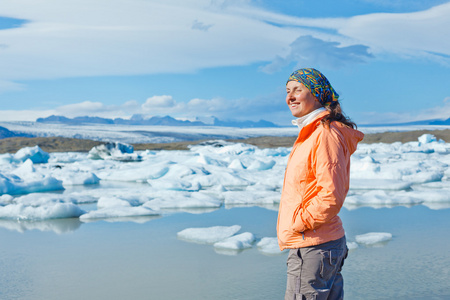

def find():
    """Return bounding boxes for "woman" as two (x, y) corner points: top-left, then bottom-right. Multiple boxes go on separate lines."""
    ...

(277, 68), (364, 300)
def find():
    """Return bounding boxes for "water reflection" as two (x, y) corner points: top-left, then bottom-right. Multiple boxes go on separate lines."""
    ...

(0, 218), (82, 234)
(80, 215), (161, 224)
(214, 247), (246, 256)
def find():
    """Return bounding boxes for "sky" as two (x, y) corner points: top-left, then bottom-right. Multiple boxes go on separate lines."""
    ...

(0, 0), (449, 126)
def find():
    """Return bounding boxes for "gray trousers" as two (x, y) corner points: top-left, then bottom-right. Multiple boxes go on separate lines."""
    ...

(285, 236), (348, 300)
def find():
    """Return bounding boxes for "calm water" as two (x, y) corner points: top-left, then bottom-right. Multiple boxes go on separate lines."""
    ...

(1, 204), (449, 300)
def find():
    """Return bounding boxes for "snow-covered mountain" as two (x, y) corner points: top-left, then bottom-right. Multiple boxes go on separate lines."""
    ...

(36, 115), (279, 128)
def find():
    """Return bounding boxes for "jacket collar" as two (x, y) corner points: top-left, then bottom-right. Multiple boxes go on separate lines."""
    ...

(294, 110), (329, 145)
(291, 107), (326, 130)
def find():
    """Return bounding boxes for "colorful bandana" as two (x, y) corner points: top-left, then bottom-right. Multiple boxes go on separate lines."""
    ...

(287, 68), (339, 106)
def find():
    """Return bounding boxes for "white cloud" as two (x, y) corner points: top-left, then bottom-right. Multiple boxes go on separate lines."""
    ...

(0, 109), (56, 122)
(0, 92), (290, 124)
(337, 3), (450, 59)
(142, 95), (176, 109)
(2, 93), (448, 125)
(0, 79), (25, 93)
(261, 35), (373, 73)
(191, 19), (213, 31)
(53, 100), (143, 119)
(357, 97), (450, 124)
(0, 0), (290, 82)
(420, 97), (450, 121)
(238, 2), (450, 66)
(0, 0), (447, 88)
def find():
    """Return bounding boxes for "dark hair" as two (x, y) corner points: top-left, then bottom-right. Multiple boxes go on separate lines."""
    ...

(321, 101), (357, 129)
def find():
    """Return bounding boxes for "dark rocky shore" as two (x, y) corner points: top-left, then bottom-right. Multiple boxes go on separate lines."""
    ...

(0, 129), (449, 154)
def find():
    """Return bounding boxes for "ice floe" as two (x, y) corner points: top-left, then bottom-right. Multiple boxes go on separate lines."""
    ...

(257, 237), (285, 255)
(355, 232), (393, 246)
(0, 133), (449, 222)
(177, 225), (241, 244)
(213, 232), (255, 250)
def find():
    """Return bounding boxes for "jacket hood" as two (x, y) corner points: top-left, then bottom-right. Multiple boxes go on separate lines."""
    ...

(304, 111), (364, 154)
(337, 123), (364, 154)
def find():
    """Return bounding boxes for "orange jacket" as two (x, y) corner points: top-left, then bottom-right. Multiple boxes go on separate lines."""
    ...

(277, 111), (364, 250)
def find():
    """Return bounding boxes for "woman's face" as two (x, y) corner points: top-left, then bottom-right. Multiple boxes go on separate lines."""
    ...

(286, 81), (322, 118)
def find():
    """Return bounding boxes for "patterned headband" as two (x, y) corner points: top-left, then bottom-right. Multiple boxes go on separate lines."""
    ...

(287, 68), (339, 106)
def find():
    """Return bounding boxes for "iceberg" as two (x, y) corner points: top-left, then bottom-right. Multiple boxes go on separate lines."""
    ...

(355, 232), (392, 245)
(213, 232), (255, 250)
(177, 225), (241, 244)
(88, 142), (142, 161)
(257, 237), (286, 255)
(13, 145), (50, 163)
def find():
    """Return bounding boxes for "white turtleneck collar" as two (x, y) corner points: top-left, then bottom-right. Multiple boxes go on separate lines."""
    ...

(291, 107), (326, 129)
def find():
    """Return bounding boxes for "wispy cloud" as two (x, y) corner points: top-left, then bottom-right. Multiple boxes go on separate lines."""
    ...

(0, 0), (447, 86)
(336, 3), (450, 60)
(191, 19), (213, 31)
(0, 79), (25, 93)
(0, 92), (289, 124)
(358, 97), (450, 124)
(1, 93), (449, 125)
(261, 35), (373, 73)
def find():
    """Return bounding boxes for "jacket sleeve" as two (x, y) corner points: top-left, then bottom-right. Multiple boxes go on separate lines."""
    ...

(291, 127), (349, 233)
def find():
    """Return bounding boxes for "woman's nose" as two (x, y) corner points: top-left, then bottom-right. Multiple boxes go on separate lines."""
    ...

(287, 93), (294, 100)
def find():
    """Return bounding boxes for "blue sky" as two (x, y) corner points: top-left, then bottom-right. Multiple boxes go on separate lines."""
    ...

(0, 0), (449, 126)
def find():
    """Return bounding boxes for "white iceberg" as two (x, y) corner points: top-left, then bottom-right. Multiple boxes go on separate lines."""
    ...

(79, 206), (159, 220)
(13, 145), (50, 163)
(355, 232), (392, 245)
(88, 142), (142, 161)
(213, 232), (255, 250)
(0, 202), (85, 220)
(256, 237), (285, 255)
(177, 225), (241, 244)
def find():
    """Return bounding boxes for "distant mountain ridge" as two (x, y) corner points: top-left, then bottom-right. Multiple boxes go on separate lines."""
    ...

(0, 126), (31, 139)
(364, 118), (450, 127)
(36, 115), (279, 128)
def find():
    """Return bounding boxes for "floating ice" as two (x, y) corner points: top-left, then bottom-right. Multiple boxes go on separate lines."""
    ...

(0, 170), (64, 195)
(350, 179), (412, 190)
(143, 192), (221, 211)
(347, 242), (359, 251)
(228, 159), (246, 170)
(79, 206), (159, 220)
(213, 232), (255, 250)
(51, 168), (100, 186)
(0, 129), (449, 226)
(88, 142), (142, 161)
(13, 145), (50, 163)
(222, 190), (280, 206)
(0, 202), (85, 220)
(418, 134), (437, 144)
(147, 179), (201, 191)
(246, 159), (276, 171)
(345, 190), (423, 208)
(177, 225), (241, 244)
(355, 232), (392, 245)
(256, 237), (285, 255)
